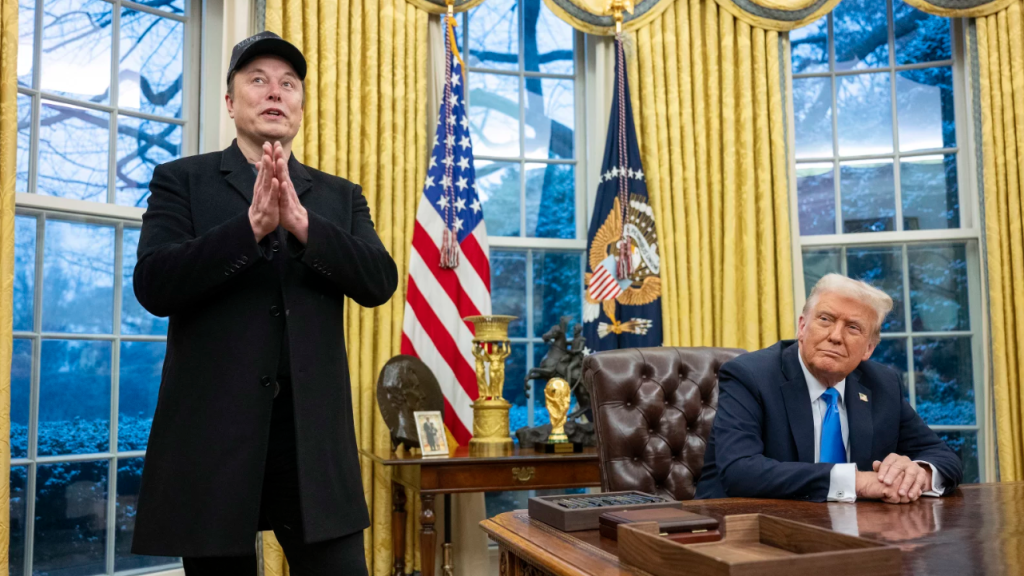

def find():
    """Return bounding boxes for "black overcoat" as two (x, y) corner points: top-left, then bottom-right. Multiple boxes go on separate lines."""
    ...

(130, 141), (398, 557)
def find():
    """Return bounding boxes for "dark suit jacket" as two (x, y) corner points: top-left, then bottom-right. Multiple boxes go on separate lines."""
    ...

(695, 340), (962, 502)
(130, 141), (398, 557)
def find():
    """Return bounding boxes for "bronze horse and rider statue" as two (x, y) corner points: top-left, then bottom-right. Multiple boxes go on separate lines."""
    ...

(517, 316), (596, 446)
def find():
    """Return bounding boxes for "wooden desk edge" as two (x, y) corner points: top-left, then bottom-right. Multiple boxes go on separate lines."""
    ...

(359, 448), (599, 467)
(480, 517), (607, 576)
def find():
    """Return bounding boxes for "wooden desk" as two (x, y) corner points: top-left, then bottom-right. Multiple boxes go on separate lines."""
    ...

(362, 446), (600, 576)
(480, 482), (1024, 576)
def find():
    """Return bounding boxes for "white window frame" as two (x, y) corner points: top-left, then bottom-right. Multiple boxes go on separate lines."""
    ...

(12, 0), (207, 572)
(787, 7), (994, 482)
(461, 2), (589, 428)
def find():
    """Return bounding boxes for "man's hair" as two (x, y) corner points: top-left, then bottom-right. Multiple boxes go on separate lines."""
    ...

(802, 273), (893, 342)
(226, 69), (305, 107)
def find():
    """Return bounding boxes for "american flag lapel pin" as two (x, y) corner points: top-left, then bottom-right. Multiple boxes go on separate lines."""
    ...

(859, 393), (868, 402)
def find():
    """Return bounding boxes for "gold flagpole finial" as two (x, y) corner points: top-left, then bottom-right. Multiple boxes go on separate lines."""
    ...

(446, 0), (454, 16)
(605, 0), (634, 34)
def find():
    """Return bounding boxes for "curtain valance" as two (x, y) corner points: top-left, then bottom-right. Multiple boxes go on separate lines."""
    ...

(541, 0), (840, 34)
(406, 0), (485, 14)
(902, 0), (1015, 17)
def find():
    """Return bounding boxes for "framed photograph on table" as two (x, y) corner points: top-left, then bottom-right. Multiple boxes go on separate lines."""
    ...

(414, 411), (449, 457)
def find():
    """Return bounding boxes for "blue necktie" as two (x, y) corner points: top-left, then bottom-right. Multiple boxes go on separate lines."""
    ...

(820, 388), (847, 464)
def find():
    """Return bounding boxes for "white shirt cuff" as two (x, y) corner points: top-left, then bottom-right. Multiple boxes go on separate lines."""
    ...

(915, 460), (945, 497)
(827, 463), (858, 502)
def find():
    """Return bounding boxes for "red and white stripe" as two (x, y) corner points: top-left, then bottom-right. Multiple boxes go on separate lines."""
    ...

(401, 202), (490, 446)
(588, 264), (624, 302)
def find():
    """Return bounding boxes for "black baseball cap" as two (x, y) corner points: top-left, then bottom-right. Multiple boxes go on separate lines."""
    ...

(226, 31), (307, 85)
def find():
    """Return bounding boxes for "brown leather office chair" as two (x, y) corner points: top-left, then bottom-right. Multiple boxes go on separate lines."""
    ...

(585, 347), (745, 501)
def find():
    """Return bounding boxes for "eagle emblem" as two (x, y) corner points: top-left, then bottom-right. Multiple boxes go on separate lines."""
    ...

(583, 193), (661, 338)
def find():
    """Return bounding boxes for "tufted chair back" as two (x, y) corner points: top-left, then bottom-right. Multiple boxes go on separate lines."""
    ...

(585, 347), (745, 501)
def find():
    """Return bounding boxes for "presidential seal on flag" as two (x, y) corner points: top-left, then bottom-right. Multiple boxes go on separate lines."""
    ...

(584, 192), (661, 338)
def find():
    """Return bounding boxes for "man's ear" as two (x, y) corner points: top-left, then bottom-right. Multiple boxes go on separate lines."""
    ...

(225, 93), (235, 119)
(862, 340), (877, 362)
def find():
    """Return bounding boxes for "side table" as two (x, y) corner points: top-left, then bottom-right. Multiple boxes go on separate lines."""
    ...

(361, 445), (600, 576)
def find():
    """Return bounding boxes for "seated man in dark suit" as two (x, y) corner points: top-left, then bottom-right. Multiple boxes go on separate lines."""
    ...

(696, 274), (962, 503)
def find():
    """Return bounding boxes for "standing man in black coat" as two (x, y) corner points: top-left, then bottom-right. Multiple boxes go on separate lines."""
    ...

(129, 31), (397, 575)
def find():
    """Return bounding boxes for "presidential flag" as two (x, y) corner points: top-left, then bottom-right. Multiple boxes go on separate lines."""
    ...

(401, 15), (490, 446)
(582, 36), (662, 352)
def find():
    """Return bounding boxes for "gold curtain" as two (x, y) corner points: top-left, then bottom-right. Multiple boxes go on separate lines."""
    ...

(0, 0), (17, 571)
(263, 0), (430, 573)
(974, 1), (1024, 481)
(624, 0), (795, 351)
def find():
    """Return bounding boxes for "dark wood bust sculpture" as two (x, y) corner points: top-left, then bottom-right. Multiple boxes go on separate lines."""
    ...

(376, 355), (444, 450)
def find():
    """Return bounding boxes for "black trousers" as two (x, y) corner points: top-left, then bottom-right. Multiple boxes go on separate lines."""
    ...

(182, 380), (369, 576)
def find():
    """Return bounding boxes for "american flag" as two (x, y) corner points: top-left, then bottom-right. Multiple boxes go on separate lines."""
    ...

(401, 15), (490, 446)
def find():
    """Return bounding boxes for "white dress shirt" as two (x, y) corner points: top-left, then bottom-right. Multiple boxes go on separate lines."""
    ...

(797, 353), (945, 502)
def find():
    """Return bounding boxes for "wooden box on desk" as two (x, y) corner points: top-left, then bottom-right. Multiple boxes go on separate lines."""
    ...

(528, 491), (680, 532)
(618, 513), (902, 576)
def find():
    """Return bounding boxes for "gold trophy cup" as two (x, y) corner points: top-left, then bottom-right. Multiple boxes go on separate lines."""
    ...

(464, 315), (518, 456)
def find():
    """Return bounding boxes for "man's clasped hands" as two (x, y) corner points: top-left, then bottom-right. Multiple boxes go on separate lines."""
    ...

(249, 141), (308, 244)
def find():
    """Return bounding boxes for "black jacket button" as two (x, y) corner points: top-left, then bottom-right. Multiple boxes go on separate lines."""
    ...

(270, 306), (281, 317)
(271, 241), (280, 252)
(261, 375), (272, 387)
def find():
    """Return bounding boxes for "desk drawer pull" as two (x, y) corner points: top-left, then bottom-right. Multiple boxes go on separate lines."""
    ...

(512, 467), (535, 483)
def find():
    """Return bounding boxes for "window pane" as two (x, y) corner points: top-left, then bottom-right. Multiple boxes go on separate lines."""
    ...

(801, 248), (841, 296)
(122, 227), (169, 335)
(896, 67), (955, 152)
(791, 16), (828, 74)
(908, 243), (969, 331)
(38, 339), (111, 456)
(18, 0), (34, 87)
(477, 161), (521, 237)
(837, 73), (893, 156)
(469, 73), (520, 157)
(901, 154), (959, 230)
(484, 490), (529, 518)
(16, 93), (31, 193)
(41, 0), (112, 103)
(533, 251), (581, 337)
(506, 343), (528, 433)
(491, 250), (527, 337)
(143, 0), (185, 15)
(847, 245), (905, 332)
(525, 78), (573, 160)
(34, 460), (108, 576)
(793, 77), (832, 159)
(116, 458), (176, 571)
(894, 0), (951, 65)
(42, 220), (115, 334)
(840, 159), (896, 233)
(525, 163), (574, 238)
(37, 100), (111, 203)
(872, 338), (909, 398)
(119, 341), (166, 451)
(937, 430), (979, 483)
(10, 466), (28, 576)
(833, 0), (889, 71)
(14, 215), (37, 332)
(913, 337), (975, 425)
(116, 115), (182, 208)
(797, 162), (835, 235)
(525, 0), (574, 75)
(11, 339), (32, 459)
(119, 9), (184, 118)
(467, 0), (518, 71)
